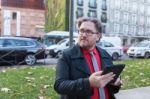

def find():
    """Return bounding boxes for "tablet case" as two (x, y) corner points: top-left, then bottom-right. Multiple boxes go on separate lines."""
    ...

(102, 64), (125, 83)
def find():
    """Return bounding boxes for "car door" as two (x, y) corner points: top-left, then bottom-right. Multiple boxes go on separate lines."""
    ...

(13, 39), (27, 63)
(0, 39), (16, 64)
(103, 42), (114, 55)
(0, 39), (7, 63)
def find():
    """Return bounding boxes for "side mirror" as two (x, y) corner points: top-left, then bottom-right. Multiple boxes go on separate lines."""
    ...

(66, 43), (69, 46)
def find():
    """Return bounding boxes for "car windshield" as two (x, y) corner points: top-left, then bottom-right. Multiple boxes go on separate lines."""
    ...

(57, 39), (66, 45)
(134, 42), (149, 47)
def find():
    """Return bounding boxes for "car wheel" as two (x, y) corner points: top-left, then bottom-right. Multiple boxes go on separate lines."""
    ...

(25, 54), (36, 65)
(56, 51), (62, 58)
(144, 52), (150, 59)
(112, 53), (119, 60)
(129, 56), (134, 58)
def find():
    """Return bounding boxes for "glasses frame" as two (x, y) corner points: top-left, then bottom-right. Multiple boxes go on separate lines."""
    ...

(78, 29), (99, 36)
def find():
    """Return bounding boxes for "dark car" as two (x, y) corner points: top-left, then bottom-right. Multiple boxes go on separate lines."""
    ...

(0, 37), (48, 65)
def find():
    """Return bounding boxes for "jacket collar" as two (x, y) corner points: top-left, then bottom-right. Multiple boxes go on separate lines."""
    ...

(70, 44), (109, 59)
(69, 44), (111, 75)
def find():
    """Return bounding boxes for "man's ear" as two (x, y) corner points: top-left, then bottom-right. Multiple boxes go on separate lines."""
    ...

(97, 33), (102, 42)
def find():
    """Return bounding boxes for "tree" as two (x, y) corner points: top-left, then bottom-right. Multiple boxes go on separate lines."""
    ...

(45, 0), (65, 32)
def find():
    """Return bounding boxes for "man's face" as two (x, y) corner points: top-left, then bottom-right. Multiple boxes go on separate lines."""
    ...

(78, 21), (101, 50)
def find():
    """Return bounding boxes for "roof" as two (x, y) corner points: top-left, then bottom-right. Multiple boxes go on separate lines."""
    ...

(45, 31), (78, 37)
(0, 36), (34, 41)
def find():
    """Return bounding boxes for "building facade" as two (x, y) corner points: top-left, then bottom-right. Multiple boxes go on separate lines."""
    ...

(72, 0), (150, 45)
(0, 0), (45, 38)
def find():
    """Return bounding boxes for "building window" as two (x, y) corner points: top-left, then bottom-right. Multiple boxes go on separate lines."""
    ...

(12, 12), (17, 20)
(101, 12), (107, 23)
(138, 27), (144, 35)
(131, 2), (137, 12)
(146, 0), (150, 3)
(114, 11), (120, 22)
(123, 12), (129, 23)
(146, 27), (150, 35)
(102, 0), (107, 10)
(139, 16), (145, 25)
(88, 0), (97, 8)
(76, 8), (83, 18)
(123, 24), (128, 34)
(114, 0), (121, 9)
(88, 10), (97, 18)
(122, 0), (130, 10)
(130, 26), (136, 35)
(102, 25), (106, 33)
(131, 14), (137, 25)
(110, 0), (114, 9)
(139, 4), (144, 14)
(139, 0), (145, 3)
(77, 0), (83, 6)
(146, 6), (150, 16)
(113, 23), (120, 33)
(146, 16), (150, 25)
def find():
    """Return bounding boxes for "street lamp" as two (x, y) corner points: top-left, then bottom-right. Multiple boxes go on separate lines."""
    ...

(69, 0), (74, 47)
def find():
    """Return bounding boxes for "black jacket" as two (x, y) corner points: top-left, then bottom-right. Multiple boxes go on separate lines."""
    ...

(54, 44), (120, 99)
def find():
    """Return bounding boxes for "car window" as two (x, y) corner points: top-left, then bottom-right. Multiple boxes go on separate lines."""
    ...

(3, 39), (15, 47)
(135, 42), (149, 47)
(26, 41), (35, 46)
(104, 42), (114, 47)
(57, 39), (67, 45)
(13, 39), (35, 47)
(97, 42), (103, 47)
(0, 39), (4, 47)
(14, 40), (27, 46)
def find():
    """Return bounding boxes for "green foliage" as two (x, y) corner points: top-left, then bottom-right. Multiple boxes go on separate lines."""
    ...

(45, 0), (65, 32)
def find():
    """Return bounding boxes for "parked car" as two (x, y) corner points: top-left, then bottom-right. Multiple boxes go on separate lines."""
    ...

(127, 41), (150, 58)
(96, 41), (123, 60)
(46, 38), (78, 58)
(0, 37), (48, 65)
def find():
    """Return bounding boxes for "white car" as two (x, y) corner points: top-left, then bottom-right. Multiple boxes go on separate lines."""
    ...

(127, 41), (150, 58)
(97, 41), (123, 60)
(46, 38), (77, 58)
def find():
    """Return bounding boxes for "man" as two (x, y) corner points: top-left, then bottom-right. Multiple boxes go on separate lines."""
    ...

(54, 18), (122, 99)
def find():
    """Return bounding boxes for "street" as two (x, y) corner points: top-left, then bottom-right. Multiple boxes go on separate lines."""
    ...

(37, 53), (131, 65)
(0, 54), (131, 67)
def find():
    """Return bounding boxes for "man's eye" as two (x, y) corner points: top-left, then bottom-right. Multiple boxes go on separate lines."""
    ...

(81, 29), (85, 32)
(86, 30), (92, 33)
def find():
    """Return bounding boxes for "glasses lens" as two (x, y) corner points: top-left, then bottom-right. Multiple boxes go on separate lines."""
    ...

(79, 29), (97, 36)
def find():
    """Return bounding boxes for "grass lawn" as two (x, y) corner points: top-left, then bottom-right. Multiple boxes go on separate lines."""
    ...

(114, 59), (150, 89)
(0, 59), (149, 99)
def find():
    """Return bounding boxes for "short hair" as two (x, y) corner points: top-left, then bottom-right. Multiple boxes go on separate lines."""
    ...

(76, 17), (102, 33)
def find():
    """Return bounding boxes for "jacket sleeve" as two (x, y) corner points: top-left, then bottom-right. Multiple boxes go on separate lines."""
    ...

(54, 51), (93, 96)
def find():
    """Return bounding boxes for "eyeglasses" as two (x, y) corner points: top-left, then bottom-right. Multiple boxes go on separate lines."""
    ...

(78, 29), (98, 36)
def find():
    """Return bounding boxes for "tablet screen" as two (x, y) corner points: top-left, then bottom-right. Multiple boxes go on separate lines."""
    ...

(102, 64), (125, 83)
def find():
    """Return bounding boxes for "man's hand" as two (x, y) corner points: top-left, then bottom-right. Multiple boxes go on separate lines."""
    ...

(89, 71), (115, 88)
(111, 78), (123, 86)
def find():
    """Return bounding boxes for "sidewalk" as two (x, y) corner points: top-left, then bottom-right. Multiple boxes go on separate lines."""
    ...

(115, 86), (150, 99)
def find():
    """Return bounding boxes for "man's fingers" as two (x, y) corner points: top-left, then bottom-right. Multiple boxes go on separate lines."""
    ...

(94, 71), (103, 76)
(102, 72), (114, 78)
(100, 73), (115, 83)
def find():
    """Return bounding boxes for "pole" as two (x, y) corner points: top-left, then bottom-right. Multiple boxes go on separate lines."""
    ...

(69, 0), (74, 47)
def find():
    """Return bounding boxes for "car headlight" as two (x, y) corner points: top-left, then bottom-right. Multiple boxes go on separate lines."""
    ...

(54, 48), (58, 53)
